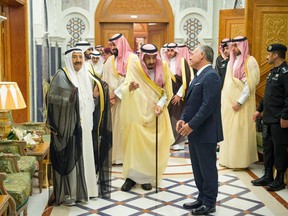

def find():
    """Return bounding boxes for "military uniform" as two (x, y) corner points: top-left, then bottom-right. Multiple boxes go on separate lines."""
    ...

(253, 44), (288, 191)
(215, 56), (229, 89)
(215, 39), (230, 89)
(258, 61), (288, 169)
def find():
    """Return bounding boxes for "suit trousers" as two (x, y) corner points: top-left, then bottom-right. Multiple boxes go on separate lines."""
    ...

(188, 139), (218, 207)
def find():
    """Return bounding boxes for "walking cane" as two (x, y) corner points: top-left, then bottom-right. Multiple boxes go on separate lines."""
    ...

(155, 116), (158, 193)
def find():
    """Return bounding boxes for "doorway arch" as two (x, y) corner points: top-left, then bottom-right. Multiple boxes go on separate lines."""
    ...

(94, 0), (174, 51)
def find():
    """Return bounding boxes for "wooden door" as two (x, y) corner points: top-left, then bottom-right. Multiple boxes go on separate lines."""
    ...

(0, 0), (29, 122)
(95, 0), (174, 49)
(245, 0), (288, 102)
(100, 23), (134, 50)
(0, 6), (5, 81)
(148, 23), (167, 50)
(218, 9), (245, 46)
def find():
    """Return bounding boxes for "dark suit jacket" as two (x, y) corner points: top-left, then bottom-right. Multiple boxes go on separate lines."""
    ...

(181, 65), (223, 144)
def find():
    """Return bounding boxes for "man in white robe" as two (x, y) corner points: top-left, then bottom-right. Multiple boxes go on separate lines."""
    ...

(102, 33), (138, 164)
(219, 36), (260, 169)
(47, 48), (97, 205)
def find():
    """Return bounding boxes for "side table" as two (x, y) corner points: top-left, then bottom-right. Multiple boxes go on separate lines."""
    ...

(0, 195), (9, 216)
(26, 142), (50, 193)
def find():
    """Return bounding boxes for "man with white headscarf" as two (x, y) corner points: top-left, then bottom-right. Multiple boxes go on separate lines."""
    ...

(75, 40), (100, 77)
(47, 47), (111, 206)
(89, 50), (104, 78)
(75, 40), (93, 61)
(219, 36), (260, 169)
(102, 33), (138, 165)
(162, 43), (192, 150)
(120, 43), (174, 192)
(95, 44), (104, 55)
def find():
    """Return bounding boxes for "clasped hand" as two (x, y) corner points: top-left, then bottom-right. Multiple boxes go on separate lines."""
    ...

(176, 120), (193, 136)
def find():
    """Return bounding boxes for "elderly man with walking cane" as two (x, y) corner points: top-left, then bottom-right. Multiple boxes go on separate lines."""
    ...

(119, 43), (174, 192)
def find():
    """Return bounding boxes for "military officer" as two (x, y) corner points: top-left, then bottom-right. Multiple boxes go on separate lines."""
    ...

(252, 44), (288, 191)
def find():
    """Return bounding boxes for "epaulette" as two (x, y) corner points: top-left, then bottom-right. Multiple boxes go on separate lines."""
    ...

(280, 64), (288, 74)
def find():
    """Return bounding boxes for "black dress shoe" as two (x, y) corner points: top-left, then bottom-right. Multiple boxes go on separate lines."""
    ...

(251, 175), (273, 186)
(266, 180), (285, 191)
(191, 204), (216, 215)
(141, 183), (152, 191)
(121, 178), (136, 192)
(183, 200), (202, 209)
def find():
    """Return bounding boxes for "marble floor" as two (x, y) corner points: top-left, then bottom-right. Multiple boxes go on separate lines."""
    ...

(27, 145), (288, 216)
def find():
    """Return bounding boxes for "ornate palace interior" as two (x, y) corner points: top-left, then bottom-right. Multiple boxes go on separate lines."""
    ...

(0, 0), (287, 215)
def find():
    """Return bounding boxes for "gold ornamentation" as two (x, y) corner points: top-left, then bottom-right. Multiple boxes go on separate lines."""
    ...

(107, 0), (162, 14)
(230, 24), (244, 38)
(261, 14), (288, 62)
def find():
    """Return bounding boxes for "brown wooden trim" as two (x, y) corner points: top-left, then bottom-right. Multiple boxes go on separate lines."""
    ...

(0, 0), (25, 7)
(246, 168), (288, 209)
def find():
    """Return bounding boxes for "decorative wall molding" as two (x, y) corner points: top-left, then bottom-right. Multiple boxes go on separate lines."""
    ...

(178, 8), (211, 49)
(49, 36), (66, 47)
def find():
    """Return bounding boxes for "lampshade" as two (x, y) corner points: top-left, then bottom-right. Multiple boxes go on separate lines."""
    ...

(0, 82), (26, 110)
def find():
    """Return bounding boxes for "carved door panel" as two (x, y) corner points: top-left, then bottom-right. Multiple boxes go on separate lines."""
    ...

(100, 23), (134, 50)
(218, 9), (245, 46)
(245, 0), (288, 102)
(148, 23), (167, 50)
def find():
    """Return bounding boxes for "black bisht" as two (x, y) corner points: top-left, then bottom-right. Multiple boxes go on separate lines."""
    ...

(91, 74), (112, 199)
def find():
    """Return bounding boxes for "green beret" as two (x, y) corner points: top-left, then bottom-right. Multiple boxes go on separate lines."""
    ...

(267, 44), (287, 52)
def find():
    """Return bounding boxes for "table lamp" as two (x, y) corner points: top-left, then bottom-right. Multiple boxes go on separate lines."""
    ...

(0, 82), (26, 138)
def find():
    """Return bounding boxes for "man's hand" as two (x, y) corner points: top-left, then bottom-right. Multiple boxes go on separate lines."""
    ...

(280, 118), (288, 128)
(176, 120), (185, 132)
(154, 105), (163, 117)
(93, 85), (100, 98)
(232, 102), (241, 112)
(171, 95), (181, 105)
(252, 111), (261, 122)
(109, 92), (116, 105)
(129, 81), (139, 92)
(178, 123), (193, 136)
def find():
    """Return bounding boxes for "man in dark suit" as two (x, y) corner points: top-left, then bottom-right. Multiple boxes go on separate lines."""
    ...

(176, 45), (223, 215)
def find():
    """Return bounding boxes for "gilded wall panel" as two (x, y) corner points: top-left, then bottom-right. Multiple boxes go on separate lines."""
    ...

(245, 0), (288, 103)
(107, 0), (162, 14)
(261, 14), (288, 63)
(230, 23), (244, 38)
